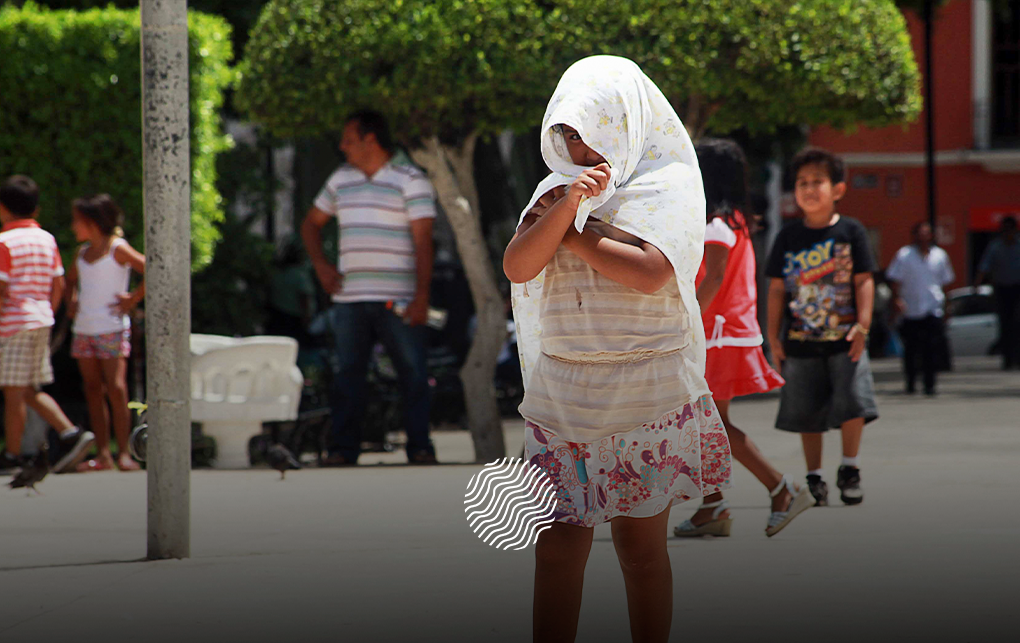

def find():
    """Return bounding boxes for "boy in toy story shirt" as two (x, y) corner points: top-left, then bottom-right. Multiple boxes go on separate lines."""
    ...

(765, 148), (879, 510)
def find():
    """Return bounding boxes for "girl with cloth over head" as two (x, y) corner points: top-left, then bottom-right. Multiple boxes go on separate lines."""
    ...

(504, 56), (733, 643)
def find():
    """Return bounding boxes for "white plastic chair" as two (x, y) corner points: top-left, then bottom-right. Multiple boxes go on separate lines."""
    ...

(190, 334), (303, 468)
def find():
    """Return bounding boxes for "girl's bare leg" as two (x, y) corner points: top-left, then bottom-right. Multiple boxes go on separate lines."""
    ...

(534, 521), (593, 643)
(100, 357), (138, 470)
(611, 508), (672, 643)
(78, 358), (113, 464)
(689, 399), (789, 526)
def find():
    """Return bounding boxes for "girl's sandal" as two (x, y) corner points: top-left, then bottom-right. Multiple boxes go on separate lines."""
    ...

(673, 499), (732, 537)
(75, 458), (115, 473)
(116, 456), (141, 471)
(765, 475), (816, 538)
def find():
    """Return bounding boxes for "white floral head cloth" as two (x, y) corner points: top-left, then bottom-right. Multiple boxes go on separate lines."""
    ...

(511, 55), (710, 395)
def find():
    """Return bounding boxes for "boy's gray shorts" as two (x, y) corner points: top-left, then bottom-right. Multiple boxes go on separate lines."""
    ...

(775, 350), (879, 433)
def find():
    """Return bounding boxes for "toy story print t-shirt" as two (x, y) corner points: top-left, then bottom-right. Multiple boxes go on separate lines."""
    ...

(765, 216), (877, 357)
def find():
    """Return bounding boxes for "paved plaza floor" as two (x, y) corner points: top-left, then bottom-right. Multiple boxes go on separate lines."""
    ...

(1, 356), (1017, 642)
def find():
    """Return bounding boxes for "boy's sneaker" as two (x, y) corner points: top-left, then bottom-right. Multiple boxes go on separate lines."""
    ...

(51, 427), (95, 474)
(806, 474), (829, 507)
(836, 465), (864, 505)
(0, 451), (25, 474)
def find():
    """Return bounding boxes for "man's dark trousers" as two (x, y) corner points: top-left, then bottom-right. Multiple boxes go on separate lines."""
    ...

(326, 302), (433, 462)
(994, 284), (1020, 369)
(900, 314), (945, 394)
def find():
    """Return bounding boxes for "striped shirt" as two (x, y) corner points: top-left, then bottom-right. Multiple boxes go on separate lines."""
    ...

(518, 238), (700, 442)
(0, 219), (64, 337)
(314, 161), (436, 303)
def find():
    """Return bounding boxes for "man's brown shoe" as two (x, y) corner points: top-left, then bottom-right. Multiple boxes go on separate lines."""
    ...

(408, 452), (438, 465)
(320, 454), (357, 467)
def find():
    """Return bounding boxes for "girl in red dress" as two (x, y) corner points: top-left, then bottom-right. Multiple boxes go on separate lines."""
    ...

(673, 139), (815, 537)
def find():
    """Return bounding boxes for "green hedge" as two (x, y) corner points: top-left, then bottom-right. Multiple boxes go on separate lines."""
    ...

(0, 2), (236, 269)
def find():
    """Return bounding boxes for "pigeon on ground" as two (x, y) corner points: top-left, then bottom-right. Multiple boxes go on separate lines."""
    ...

(9, 443), (49, 495)
(266, 443), (301, 480)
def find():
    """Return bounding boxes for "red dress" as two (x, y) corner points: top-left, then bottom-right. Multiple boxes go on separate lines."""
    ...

(698, 214), (785, 401)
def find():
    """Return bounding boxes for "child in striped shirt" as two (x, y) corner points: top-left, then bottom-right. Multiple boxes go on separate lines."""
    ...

(0, 175), (94, 474)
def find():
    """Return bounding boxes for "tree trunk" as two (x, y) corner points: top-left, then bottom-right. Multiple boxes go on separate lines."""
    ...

(681, 94), (721, 141)
(411, 135), (507, 463)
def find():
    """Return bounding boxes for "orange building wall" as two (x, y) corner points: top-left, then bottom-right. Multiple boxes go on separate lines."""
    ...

(840, 165), (1020, 286)
(811, 0), (975, 153)
(805, 0), (1020, 287)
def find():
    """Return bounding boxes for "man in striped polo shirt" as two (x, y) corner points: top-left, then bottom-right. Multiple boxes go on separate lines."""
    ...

(301, 111), (438, 466)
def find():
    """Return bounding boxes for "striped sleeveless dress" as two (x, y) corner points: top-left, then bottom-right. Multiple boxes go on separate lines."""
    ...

(520, 239), (732, 527)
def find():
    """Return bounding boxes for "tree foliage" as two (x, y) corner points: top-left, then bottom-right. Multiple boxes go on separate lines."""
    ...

(543, 0), (922, 136)
(237, 0), (550, 142)
(239, 0), (922, 143)
(0, 2), (236, 269)
(894, 0), (951, 12)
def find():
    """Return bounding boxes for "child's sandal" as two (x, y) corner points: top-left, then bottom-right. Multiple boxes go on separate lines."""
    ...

(673, 499), (732, 537)
(765, 475), (815, 538)
(75, 458), (115, 473)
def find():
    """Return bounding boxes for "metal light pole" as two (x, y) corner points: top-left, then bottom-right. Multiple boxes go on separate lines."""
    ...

(923, 0), (938, 231)
(141, 0), (191, 560)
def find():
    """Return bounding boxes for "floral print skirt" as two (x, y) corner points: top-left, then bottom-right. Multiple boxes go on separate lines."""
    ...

(523, 394), (732, 527)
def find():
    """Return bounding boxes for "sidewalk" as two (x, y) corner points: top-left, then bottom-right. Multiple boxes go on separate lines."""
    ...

(1, 356), (1017, 642)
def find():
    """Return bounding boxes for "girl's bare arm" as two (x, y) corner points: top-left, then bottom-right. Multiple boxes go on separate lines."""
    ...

(504, 164), (611, 284)
(65, 247), (80, 314)
(698, 244), (729, 309)
(561, 226), (674, 294)
(503, 197), (579, 283)
(114, 241), (146, 308)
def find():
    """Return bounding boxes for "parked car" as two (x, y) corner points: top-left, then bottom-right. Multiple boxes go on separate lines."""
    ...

(946, 286), (998, 357)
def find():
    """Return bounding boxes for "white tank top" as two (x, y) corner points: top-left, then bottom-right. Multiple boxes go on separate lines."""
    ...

(73, 238), (132, 336)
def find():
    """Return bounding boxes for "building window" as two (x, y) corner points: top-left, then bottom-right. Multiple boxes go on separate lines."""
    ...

(851, 172), (879, 190)
(992, 1), (1020, 144)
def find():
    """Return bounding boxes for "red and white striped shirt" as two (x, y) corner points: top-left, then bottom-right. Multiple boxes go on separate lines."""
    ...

(0, 219), (64, 337)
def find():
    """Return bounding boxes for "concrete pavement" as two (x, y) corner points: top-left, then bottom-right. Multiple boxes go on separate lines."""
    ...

(1, 356), (1018, 642)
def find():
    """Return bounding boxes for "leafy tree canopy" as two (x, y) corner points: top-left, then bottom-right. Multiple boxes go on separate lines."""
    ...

(239, 0), (922, 142)
(543, 0), (922, 135)
(894, 0), (951, 11)
(237, 0), (549, 142)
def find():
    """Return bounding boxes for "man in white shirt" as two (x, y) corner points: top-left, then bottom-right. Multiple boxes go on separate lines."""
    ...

(301, 111), (438, 465)
(886, 221), (955, 395)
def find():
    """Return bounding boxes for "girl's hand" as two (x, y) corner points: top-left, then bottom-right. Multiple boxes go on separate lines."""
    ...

(528, 186), (568, 218)
(67, 298), (78, 319)
(768, 336), (786, 369)
(566, 163), (611, 207)
(527, 202), (550, 218)
(110, 293), (138, 316)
